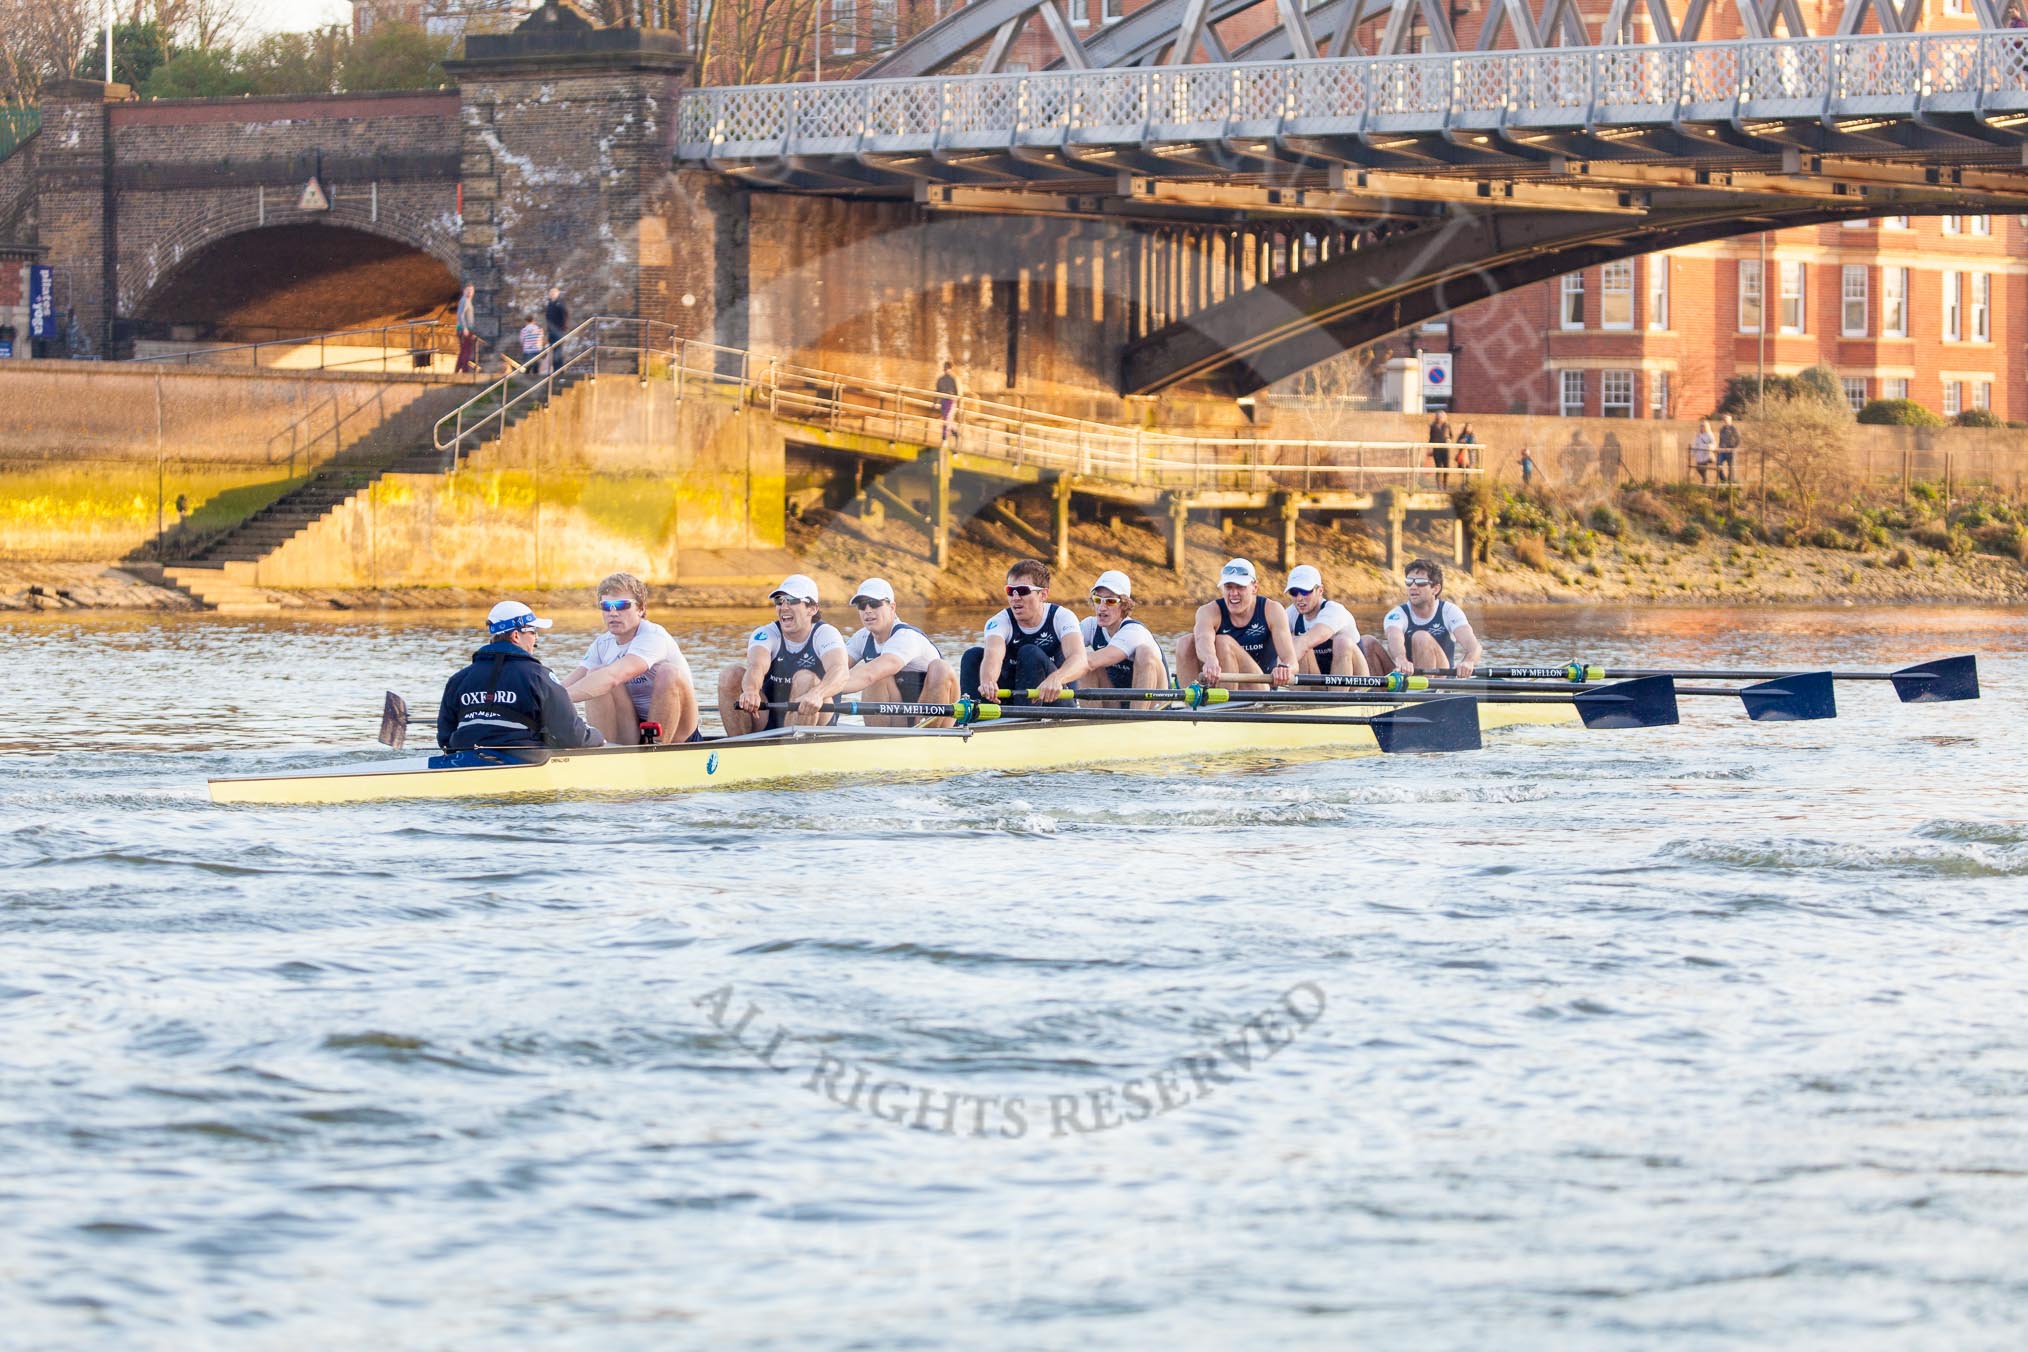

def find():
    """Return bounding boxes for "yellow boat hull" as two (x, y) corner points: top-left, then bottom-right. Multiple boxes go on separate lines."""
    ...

(207, 702), (1578, 806)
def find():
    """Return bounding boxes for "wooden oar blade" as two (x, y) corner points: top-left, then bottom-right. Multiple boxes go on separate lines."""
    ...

(1739, 671), (1837, 722)
(380, 691), (410, 749)
(1889, 654), (1979, 703)
(1368, 695), (1481, 754)
(1572, 675), (1680, 729)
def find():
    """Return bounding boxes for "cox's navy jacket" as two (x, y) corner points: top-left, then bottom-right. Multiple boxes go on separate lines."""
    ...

(437, 640), (604, 751)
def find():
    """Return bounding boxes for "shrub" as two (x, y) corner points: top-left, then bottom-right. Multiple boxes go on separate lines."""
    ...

(1676, 521), (1706, 545)
(1513, 534), (1550, 570)
(1621, 489), (1683, 535)
(1858, 399), (1945, 427)
(1805, 526), (1854, 550)
(1588, 503), (1627, 537)
(1973, 523), (2028, 563)
(1953, 408), (2004, 429)
(1716, 367), (1847, 417)
(1496, 492), (1554, 535)
(1729, 518), (1757, 544)
(1886, 545), (1915, 569)
(1912, 524), (1972, 557)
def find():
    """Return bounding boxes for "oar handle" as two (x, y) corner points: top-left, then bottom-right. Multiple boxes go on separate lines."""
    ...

(761, 699), (997, 722)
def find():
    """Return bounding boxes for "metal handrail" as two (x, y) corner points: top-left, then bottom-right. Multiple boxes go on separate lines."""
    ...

(0, 106), (37, 163)
(131, 318), (457, 372)
(430, 316), (1482, 491)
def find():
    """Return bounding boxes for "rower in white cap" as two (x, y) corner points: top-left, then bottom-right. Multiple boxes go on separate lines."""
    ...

(718, 574), (849, 736)
(798, 578), (959, 727)
(1032, 569), (1169, 706)
(1173, 557), (1297, 689)
(1282, 563), (1372, 677)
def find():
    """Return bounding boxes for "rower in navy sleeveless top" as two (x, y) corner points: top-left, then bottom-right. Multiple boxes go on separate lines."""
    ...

(958, 558), (1088, 702)
(797, 577), (959, 727)
(717, 574), (849, 735)
(1173, 557), (1297, 689)
(1381, 557), (1483, 677)
(1282, 563), (1373, 677)
(1031, 569), (1169, 706)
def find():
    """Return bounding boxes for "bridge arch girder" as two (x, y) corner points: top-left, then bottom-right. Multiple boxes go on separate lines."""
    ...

(1120, 202), (1949, 397)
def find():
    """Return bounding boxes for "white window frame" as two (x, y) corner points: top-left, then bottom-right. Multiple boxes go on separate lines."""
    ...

(1068, 0), (1088, 23)
(1944, 0), (1967, 14)
(1601, 369), (1635, 418)
(1883, 216), (1911, 231)
(1647, 256), (1669, 330)
(1560, 369), (1586, 417)
(1600, 260), (1634, 330)
(1841, 266), (1868, 337)
(1103, 0), (1124, 17)
(1560, 273), (1585, 330)
(1842, 377), (1867, 413)
(1738, 259), (1763, 334)
(1970, 272), (1990, 342)
(1650, 370), (1670, 418)
(1943, 215), (1962, 234)
(1842, 218), (1870, 229)
(1975, 380), (1992, 412)
(1943, 269), (1962, 342)
(833, 0), (858, 54)
(1883, 377), (1910, 401)
(869, 0), (896, 47)
(1882, 267), (1908, 338)
(1943, 380), (1962, 418)
(1969, 214), (1992, 236)
(1778, 260), (1806, 334)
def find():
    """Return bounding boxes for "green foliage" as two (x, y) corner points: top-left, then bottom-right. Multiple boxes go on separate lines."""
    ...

(340, 24), (455, 92)
(238, 30), (347, 96)
(1953, 407), (2004, 428)
(1558, 528), (1598, 559)
(143, 49), (255, 99)
(1912, 524), (1972, 557)
(1908, 480), (1944, 505)
(81, 23), (170, 91)
(1620, 488), (1683, 536)
(1717, 366), (1847, 417)
(1858, 398), (1944, 427)
(1676, 520), (1705, 545)
(1587, 503), (1626, 537)
(1805, 526), (1855, 550)
(1496, 491), (1553, 536)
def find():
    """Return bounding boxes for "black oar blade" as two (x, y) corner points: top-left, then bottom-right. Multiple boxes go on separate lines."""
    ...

(1739, 671), (1837, 722)
(380, 691), (410, 749)
(1890, 654), (1979, 703)
(1573, 675), (1680, 729)
(1369, 695), (1482, 754)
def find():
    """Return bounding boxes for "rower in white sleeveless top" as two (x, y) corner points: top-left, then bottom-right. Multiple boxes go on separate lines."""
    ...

(1281, 563), (1371, 677)
(718, 573), (849, 735)
(1033, 569), (1169, 706)
(1173, 557), (1296, 689)
(1381, 557), (1482, 678)
(797, 577), (958, 727)
(958, 558), (1087, 702)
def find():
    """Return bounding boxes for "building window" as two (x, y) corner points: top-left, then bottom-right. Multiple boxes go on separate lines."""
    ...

(1944, 270), (1962, 341)
(1882, 267), (1908, 338)
(1970, 273), (1990, 341)
(1650, 370), (1671, 418)
(1842, 377), (1868, 412)
(1647, 257), (1669, 330)
(1600, 261), (1634, 329)
(1842, 218), (1870, 229)
(869, 0), (896, 47)
(1103, 0), (1124, 17)
(1943, 215), (1962, 235)
(1560, 273), (1585, 329)
(1944, 0), (1967, 14)
(1968, 214), (1991, 236)
(1943, 381), (1962, 418)
(1068, 0), (1087, 23)
(1779, 261), (1806, 334)
(833, 0), (857, 53)
(1738, 260), (1763, 333)
(1601, 369), (1635, 418)
(1560, 370), (1586, 417)
(1883, 377), (1910, 401)
(1883, 216), (1911, 231)
(1976, 380), (1993, 411)
(1841, 266), (1868, 337)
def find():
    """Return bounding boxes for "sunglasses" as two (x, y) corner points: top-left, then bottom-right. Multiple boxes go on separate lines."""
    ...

(851, 597), (887, 609)
(771, 594), (811, 605)
(1005, 584), (1041, 597)
(1088, 593), (1122, 605)
(1405, 577), (1435, 587)
(1286, 587), (1315, 598)
(599, 598), (635, 612)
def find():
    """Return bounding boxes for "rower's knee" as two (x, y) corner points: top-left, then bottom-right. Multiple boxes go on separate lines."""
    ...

(1409, 634), (1444, 671)
(1133, 649), (1166, 690)
(1334, 644), (1369, 677)
(923, 660), (957, 702)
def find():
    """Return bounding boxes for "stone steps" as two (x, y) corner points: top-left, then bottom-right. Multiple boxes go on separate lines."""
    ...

(153, 564), (284, 615)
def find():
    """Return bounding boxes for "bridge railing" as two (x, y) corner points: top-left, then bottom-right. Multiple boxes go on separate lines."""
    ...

(432, 317), (1480, 492)
(0, 106), (37, 164)
(677, 31), (2028, 160)
(131, 319), (459, 374)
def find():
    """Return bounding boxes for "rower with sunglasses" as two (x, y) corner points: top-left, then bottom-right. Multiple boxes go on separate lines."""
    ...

(559, 572), (701, 744)
(1282, 564), (1373, 677)
(1173, 557), (1297, 690)
(719, 574), (850, 736)
(796, 577), (958, 728)
(1381, 558), (1481, 678)
(959, 558), (1087, 703)
(1030, 569), (1168, 706)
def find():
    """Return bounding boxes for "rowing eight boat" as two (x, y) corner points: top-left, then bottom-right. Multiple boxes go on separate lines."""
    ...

(206, 699), (1580, 806)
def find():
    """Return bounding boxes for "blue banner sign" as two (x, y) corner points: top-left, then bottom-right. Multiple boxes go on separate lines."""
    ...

(28, 265), (54, 339)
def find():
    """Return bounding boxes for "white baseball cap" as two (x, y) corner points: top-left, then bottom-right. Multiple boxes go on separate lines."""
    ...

(1219, 558), (1258, 586)
(1091, 569), (1132, 599)
(850, 577), (895, 606)
(486, 600), (552, 635)
(1286, 564), (1323, 592)
(769, 574), (820, 603)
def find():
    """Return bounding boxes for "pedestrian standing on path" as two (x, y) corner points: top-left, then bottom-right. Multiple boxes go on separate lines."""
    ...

(518, 314), (544, 376)
(1454, 422), (1477, 471)
(1427, 408), (1452, 470)
(1690, 419), (1717, 484)
(454, 283), (479, 374)
(1717, 414), (1741, 484)
(1518, 446), (1536, 486)
(935, 360), (961, 446)
(543, 287), (568, 371)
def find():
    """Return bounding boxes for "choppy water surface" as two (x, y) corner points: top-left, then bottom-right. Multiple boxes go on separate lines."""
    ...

(3, 604), (2025, 1349)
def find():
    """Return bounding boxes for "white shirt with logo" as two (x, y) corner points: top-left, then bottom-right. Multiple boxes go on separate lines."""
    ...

(749, 621), (846, 661)
(583, 618), (692, 684)
(845, 623), (942, 674)
(1382, 599), (1469, 634)
(1078, 615), (1157, 664)
(983, 606), (1080, 645)
(1283, 599), (1360, 646)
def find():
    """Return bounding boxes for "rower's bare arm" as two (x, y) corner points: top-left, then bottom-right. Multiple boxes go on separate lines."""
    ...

(1384, 625), (1412, 672)
(737, 643), (771, 709)
(834, 651), (904, 699)
(978, 635), (1008, 693)
(566, 654), (647, 701)
(1453, 621), (1483, 676)
(1193, 602), (1221, 679)
(558, 664), (592, 696)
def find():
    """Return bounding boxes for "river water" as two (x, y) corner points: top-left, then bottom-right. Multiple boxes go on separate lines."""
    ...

(3, 604), (2024, 1349)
